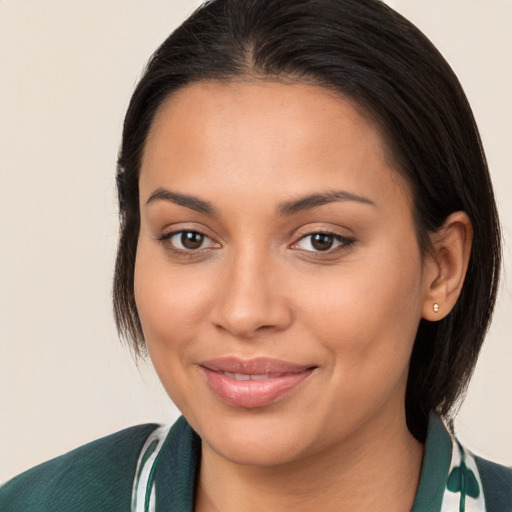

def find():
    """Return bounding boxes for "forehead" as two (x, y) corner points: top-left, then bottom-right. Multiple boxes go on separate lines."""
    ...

(147, 79), (382, 151)
(140, 80), (410, 209)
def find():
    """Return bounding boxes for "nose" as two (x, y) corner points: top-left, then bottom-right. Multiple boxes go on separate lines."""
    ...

(209, 249), (293, 339)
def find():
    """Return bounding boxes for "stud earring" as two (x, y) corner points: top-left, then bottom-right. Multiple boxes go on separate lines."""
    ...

(433, 303), (440, 313)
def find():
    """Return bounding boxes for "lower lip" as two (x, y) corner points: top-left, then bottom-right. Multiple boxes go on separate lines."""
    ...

(201, 368), (314, 408)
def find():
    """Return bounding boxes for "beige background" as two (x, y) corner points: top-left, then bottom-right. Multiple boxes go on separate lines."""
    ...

(0, 0), (510, 483)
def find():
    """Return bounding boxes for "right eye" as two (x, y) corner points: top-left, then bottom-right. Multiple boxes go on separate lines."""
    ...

(160, 230), (220, 252)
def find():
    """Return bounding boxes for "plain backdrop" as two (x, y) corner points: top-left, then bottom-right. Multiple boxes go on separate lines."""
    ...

(1, 0), (511, 483)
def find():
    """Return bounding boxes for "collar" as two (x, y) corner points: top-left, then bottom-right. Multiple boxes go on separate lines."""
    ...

(136, 414), (485, 512)
(411, 413), (454, 512)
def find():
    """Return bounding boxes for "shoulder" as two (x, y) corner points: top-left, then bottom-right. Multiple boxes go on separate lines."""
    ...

(0, 423), (159, 512)
(418, 413), (512, 511)
(474, 455), (512, 511)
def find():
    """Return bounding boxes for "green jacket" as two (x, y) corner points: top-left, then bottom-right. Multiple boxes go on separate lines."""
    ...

(1, 415), (511, 511)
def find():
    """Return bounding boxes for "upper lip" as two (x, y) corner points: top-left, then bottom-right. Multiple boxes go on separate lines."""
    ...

(199, 357), (315, 375)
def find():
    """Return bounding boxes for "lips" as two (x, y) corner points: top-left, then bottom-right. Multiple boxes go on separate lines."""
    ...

(223, 371), (285, 381)
(199, 357), (316, 408)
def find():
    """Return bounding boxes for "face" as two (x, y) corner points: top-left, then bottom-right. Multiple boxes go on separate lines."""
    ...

(135, 81), (432, 466)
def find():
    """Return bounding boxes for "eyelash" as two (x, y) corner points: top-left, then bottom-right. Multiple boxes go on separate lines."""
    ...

(158, 229), (355, 257)
(158, 230), (220, 256)
(291, 232), (355, 255)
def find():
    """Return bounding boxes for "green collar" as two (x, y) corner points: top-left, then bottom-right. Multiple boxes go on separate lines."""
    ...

(411, 413), (453, 512)
(154, 416), (200, 511)
(154, 414), (452, 512)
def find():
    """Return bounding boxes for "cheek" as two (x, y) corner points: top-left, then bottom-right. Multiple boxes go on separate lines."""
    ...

(298, 251), (424, 431)
(133, 240), (211, 353)
(133, 241), (217, 412)
(296, 243), (425, 375)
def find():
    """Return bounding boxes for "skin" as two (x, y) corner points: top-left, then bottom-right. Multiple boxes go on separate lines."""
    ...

(135, 81), (472, 511)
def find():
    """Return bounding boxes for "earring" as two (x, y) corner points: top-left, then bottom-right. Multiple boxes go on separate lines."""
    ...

(433, 303), (440, 313)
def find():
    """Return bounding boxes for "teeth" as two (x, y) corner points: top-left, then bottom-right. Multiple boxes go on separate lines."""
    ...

(225, 372), (250, 381)
(223, 372), (282, 381)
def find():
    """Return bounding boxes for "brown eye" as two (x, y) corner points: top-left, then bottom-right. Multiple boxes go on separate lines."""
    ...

(161, 230), (221, 253)
(180, 231), (205, 249)
(310, 233), (334, 251)
(292, 231), (355, 254)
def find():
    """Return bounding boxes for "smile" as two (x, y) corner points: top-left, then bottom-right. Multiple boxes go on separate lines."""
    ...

(199, 357), (316, 408)
(223, 371), (288, 381)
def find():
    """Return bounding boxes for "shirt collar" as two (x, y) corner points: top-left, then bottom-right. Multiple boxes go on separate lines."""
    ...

(411, 412), (453, 512)
(154, 413), (453, 512)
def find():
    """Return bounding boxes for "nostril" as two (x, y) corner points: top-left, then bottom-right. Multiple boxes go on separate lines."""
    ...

(257, 324), (277, 331)
(209, 268), (294, 337)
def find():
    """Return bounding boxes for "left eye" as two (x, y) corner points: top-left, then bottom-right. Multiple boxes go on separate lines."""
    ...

(294, 232), (352, 252)
(163, 230), (219, 251)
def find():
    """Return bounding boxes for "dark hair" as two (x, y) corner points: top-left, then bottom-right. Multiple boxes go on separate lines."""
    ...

(114, 0), (501, 440)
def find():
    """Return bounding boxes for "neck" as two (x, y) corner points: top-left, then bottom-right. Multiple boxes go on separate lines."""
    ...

(195, 408), (424, 512)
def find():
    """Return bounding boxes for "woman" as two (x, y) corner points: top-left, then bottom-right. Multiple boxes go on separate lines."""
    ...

(1, 0), (510, 511)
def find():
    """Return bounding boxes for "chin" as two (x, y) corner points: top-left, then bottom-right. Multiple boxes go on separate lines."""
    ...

(188, 404), (322, 467)
(205, 428), (310, 467)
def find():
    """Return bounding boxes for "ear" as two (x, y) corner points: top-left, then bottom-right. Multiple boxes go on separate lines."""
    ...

(422, 211), (473, 321)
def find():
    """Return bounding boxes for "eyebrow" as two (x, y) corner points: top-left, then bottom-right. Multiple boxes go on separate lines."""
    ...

(145, 188), (216, 215)
(145, 187), (374, 216)
(277, 190), (376, 216)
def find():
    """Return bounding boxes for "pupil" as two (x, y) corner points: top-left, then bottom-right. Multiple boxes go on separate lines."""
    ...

(181, 231), (204, 249)
(311, 233), (333, 251)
